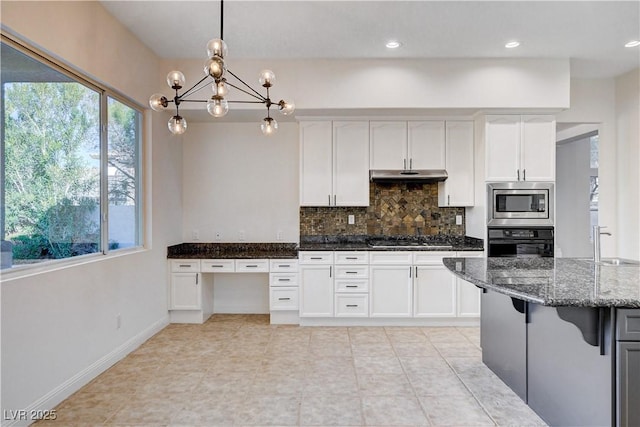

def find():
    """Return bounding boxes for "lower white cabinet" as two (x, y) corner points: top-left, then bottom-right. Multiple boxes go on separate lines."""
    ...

(369, 265), (413, 317)
(170, 273), (201, 310)
(335, 294), (369, 317)
(300, 264), (334, 317)
(455, 251), (483, 317)
(414, 265), (456, 317)
(269, 287), (299, 311)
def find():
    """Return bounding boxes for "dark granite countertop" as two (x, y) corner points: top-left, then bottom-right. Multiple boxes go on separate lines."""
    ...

(443, 257), (640, 308)
(168, 243), (298, 259)
(299, 235), (484, 252)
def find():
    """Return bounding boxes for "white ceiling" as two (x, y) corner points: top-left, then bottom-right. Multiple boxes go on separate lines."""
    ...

(101, 1), (640, 79)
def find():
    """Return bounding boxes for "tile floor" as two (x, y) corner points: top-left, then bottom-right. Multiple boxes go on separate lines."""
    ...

(37, 314), (547, 426)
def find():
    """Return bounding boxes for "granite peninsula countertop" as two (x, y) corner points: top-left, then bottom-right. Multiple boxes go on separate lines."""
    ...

(167, 243), (298, 259)
(299, 235), (484, 252)
(443, 257), (640, 308)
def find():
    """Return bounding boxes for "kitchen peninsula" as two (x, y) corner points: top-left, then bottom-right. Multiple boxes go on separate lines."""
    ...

(444, 256), (640, 427)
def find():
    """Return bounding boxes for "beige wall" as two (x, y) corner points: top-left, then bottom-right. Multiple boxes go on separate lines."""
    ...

(615, 68), (640, 260)
(1, 1), (182, 418)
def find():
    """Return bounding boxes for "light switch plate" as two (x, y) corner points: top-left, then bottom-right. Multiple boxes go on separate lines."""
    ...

(348, 214), (355, 225)
(455, 215), (463, 225)
(238, 230), (246, 241)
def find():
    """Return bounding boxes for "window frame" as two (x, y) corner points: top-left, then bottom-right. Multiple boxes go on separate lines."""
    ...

(1, 32), (146, 274)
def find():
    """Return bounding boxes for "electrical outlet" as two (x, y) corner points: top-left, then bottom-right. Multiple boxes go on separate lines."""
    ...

(238, 230), (246, 241)
(456, 215), (463, 225)
(348, 214), (355, 225)
(116, 313), (121, 330)
(276, 230), (283, 241)
(192, 229), (200, 240)
(214, 231), (222, 241)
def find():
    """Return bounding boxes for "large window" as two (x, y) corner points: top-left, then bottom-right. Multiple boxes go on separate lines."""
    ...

(1, 38), (143, 270)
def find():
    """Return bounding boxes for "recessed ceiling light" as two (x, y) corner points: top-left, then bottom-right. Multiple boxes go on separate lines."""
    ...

(386, 41), (401, 49)
(505, 41), (520, 49)
(625, 40), (640, 48)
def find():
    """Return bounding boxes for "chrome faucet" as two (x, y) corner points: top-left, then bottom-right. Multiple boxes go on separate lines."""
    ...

(593, 225), (612, 263)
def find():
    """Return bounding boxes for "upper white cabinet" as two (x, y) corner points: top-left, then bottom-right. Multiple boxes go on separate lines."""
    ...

(438, 121), (474, 207)
(370, 121), (445, 170)
(485, 115), (556, 182)
(299, 121), (369, 207)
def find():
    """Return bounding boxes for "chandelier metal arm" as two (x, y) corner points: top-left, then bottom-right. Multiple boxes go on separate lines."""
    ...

(178, 75), (210, 100)
(226, 69), (268, 101)
(227, 100), (266, 104)
(224, 80), (266, 102)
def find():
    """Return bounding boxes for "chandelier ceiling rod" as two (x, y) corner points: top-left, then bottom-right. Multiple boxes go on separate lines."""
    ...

(148, 0), (295, 136)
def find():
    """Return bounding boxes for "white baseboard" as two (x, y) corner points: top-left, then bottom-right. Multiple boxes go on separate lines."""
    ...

(299, 317), (480, 327)
(2, 315), (169, 427)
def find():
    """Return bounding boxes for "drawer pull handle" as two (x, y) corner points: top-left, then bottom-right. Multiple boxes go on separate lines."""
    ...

(310, 257), (322, 260)
(346, 304), (358, 308)
(346, 285), (358, 288)
(278, 297), (291, 301)
(345, 271), (358, 274)
(278, 278), (291, 282)
(246, 265), (258, 268)
(179, 264), (192, 268)
(278, 264), (290, 268)
(346, 257), (358, 260)
(211, 265), (224, 268)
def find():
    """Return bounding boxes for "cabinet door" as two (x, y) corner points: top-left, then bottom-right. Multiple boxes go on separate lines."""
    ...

(170, 273), (200, 310)
(521, 115), (556, 181)
(333, 121), (370, 206)
(457, 279), (481, 317)
(408, 121), (445, 170)
(300, 265), (334, 317)
(300, 121), (333, 206)
(369, 265), (412, 317)
(414, 266), (456, 317)
(485, 115), (520, 181)
(438, 121), (474, 206)
(369, 121), (407, 169)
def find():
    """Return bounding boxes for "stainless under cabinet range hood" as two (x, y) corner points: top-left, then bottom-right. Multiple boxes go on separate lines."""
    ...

(369, 169), (448, 182)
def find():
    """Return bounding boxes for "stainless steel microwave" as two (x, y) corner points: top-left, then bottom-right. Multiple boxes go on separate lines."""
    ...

(487, 182), (554, 226)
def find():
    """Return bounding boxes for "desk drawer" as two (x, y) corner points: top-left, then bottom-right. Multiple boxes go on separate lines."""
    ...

(270, 273), (299, 287)
(270, 287), (299, 311)
(201, 259), (235, 272)
(335, 251), (369, 264)
(270, 260), (299, 272)
(236, 259), (269, 272)
(170, 259), (200, 273)
(335, 294), (369, 317)
(334, 265), (368, 279)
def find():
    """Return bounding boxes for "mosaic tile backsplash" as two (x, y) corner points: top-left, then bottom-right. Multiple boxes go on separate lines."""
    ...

(300, 182), (465, 237)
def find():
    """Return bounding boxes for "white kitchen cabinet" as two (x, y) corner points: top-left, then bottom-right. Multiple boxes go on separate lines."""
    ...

(369, 121), (407, 169)
(370, 121), (446, 171)
(438, 121), (474, 207)
(170, 273), (201, 310)
(369, 265), (413, 317)
(299, 120), (369, 206)
(485, 115), (555, 182)
(521, 115), (556, 182)
(413, 252), (457, 317)
(300, 121), (333, 206)
(299, 264), (334, 317)
(455, 251), (484, 317)
(333, 121), (370, 206)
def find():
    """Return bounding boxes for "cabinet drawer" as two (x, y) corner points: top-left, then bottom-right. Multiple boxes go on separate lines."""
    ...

(236, 259), (269, 272)
(269, 259), (299, 272)
(170, 259), (200, 273)
(270, 287), (299, 311)
(334, 251), (369, 264)
(335, 279), (369, 293)
(299, 251), (334, 264)
(617, 309), (640, 341)
(334, 265), (368, 279)
(369, 251), (412, 265)
(413, 251), (456, 265)
(201, 259), (235, 272)
(270, 273), (299, 287)
(335, 294), (369, 317)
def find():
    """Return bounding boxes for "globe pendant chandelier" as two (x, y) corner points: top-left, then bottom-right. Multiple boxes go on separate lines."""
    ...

(149, 0), (294, 135)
